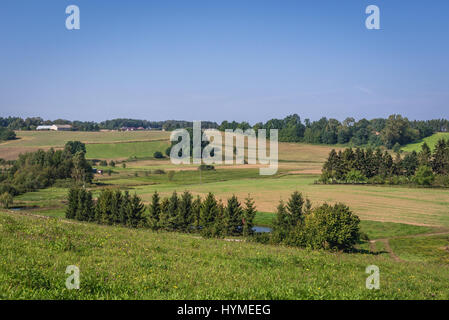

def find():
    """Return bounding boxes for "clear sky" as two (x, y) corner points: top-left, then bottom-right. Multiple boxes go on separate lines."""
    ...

(0, 0), (448, 123)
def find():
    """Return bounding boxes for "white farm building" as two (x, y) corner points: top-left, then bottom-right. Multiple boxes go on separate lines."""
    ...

(36, 124), (72, 131)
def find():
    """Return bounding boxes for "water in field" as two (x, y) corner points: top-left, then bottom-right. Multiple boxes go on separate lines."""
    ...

(252, 226), (272, 233)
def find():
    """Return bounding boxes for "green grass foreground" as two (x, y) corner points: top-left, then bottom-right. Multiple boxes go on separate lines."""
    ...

(1, 211), (449, 300)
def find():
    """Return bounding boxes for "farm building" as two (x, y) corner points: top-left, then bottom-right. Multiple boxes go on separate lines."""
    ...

(36, 124), (72, 131)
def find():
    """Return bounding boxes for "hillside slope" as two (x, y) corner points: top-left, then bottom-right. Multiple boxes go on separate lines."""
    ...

(1, 211), (448, 299)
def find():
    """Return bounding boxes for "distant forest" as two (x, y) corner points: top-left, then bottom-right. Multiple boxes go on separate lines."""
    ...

(1, 114), (449, 149)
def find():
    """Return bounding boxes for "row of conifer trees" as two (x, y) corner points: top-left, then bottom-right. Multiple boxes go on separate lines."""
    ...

(320, 139), (449, 185)
(66, 187), (362, 250)
(66, 188), (257, 237)
(66, 188), (146, 228)
(147, 191), (257, 237)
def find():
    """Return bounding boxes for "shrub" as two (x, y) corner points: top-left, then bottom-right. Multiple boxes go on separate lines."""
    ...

(345, 170), (367, 184)
(434, 175), (449, 187)
(413, 165), (435, 186)
(368, 175), (385, 185)
(0, 127), (16, 141)
(303, 203), (361, 250)
(198, 164), (215, 171)
(153, 151), (164, 159)
(0, 192), (13, 209)
(393, 143), (401, 153)
(153, 169), (166, 175)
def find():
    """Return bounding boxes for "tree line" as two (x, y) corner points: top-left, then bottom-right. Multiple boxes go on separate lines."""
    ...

(67, 188), (362, 251)
(320, 139), (449, 187)
(0, 117), (217, 132)
(66, 189), (257, 237)
(219, 114), (446, 149)
(2, 114), (448, 149)
(66, 188), (146, 228)
(0, 141), (93, 196)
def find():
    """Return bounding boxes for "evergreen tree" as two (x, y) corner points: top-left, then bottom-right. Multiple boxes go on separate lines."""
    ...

(286, 191), (305, 227)
(200, 193), (218, 233)
(432, 139), (449, 175)
(178, 191), (193, 232)
(119, 191), (131, 225)
(418, 142), (432, 167)
(167, 191), (180, 230)
(95, 189), (114, 225)
(272, 200), (289, 242)
(111, 190), (123, 224)
(66, 187), (79, 219)
(192, 196), (202, 230)
(392, 153), (403, 176)
(75, 188), (87, 221)
(159, 198), (170, 230)
(402, 151), (419, 176)
(148, 191), (161, 229)
(224, 195), (243, 235)
(242, 194), (257, 236)
(128, 194), (146, 228)
(212, 199), (226, 237)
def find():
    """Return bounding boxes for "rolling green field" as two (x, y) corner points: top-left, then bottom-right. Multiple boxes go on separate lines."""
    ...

(401, 132), (449, 153)
(2, 130), (449, 299)
(0, 130), (170, 160)
(1, 211), (449, 300)
(86, 140), (170, 160)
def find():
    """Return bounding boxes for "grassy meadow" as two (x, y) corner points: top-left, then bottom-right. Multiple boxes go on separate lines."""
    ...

(401, 132), (449, 153)
(1, 211), (449, 300)
(1, 130), (449, 299)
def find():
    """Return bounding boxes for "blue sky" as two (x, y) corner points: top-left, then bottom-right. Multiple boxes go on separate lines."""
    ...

(0, 0), (448, 123)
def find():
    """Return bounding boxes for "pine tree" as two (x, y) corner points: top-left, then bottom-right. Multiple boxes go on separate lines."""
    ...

(392, 153), (403, 176)
(159, 198), (170, 230)
(402, 151), (419, 176)
(418, 142), (432, 167)
(167, 191), (180, 230)
(95, 189), (114, 225)
(178, 191), (193, 232)
(148, 191), (161, 229)
(200, 193), (218, 234)
(212, 199), (226, 237)
(119, 191), (131, 225)
(128, 194), (146, 228)
(66, 187), (79, 219)
(432, 139), (449, 175)
(381, 151), (393, 177)
(242, 194), (257, 236)
(75, 188), (87, 221)
(85, 190), (95, 221)
(272, 200), (288, 242)
(286, 191), (304, 227)
(111, 190), (123, 224)
(192, 196), (202, 230)
(224, 195), (243, 235)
